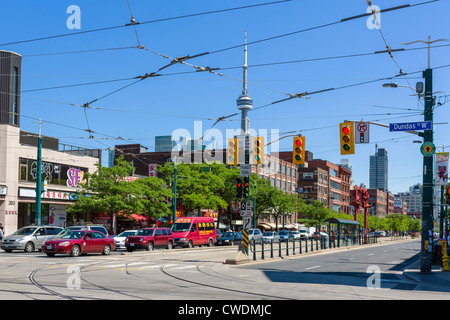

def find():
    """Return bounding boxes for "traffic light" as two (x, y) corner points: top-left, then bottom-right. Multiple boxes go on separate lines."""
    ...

(292, 136), (305, 164)
(243, 176), (250, 199)
(236, 177), (243, 199)
(227, 138), (239, 165)
(253, 136), (264, 164)
(339, 122), (355, 155)
(446, 185), (450, 205)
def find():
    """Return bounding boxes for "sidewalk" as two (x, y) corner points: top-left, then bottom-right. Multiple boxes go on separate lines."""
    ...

(403, 257), (450, 292)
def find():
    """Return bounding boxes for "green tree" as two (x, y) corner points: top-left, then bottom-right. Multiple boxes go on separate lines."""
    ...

(67, 156), (171, 232)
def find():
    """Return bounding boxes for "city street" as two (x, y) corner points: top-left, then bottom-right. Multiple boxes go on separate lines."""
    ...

(0, 238), (448, 301)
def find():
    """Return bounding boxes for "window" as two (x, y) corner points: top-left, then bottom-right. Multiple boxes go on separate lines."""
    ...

(155, 229), (162, 236)
(303, 172), (313, 179)
(12, 67), (19, 125)
(161, 229), (167, 235)
(93, 232), (104, 239)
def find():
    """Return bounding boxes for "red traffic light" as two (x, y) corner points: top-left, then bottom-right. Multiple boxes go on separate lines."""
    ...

(342, 126), (350, 134)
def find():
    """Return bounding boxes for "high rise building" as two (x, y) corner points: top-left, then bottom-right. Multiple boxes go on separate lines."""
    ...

(370, 147), (388, 192)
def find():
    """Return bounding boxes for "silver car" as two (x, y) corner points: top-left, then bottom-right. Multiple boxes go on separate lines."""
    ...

(1, 225), (63, 253)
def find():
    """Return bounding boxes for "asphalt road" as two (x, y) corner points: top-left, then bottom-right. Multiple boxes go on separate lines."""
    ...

(0, 239), (448, 302)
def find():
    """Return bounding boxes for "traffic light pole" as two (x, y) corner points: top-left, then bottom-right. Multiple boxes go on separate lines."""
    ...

(419, 67), (434, 274)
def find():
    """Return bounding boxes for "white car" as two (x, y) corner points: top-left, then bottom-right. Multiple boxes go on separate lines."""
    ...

(114, 230), (137, 250)
(292, 231), (301, 239)
(263, 231), (280, 243)
(247, 229), (263, 241)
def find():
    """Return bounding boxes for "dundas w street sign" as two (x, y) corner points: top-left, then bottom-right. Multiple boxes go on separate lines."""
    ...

(389, 121), (432, 132)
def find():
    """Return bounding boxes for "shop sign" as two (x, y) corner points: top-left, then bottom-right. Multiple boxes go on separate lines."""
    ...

(67, 168), (87, 187)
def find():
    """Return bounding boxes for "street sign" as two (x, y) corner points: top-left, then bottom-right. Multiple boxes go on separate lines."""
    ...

(240, 164), (251, 177)
(389, 121), (432, 132)
(240, 201), (252, 216)
(243, 216), (252, 229)
(421, 142), (435, 157)
(355, 121), (369, 144)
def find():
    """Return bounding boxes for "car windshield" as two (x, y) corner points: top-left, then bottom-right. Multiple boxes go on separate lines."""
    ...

(299, 230), (307, 233)
(172, 222), (191, 232)
(278, 231), (289, 235)
(13, 227), (37, 235)
(60, 231), (85, 239)
(118, 231), (136, 237)
(263, 232), (274, 236)
(136, 229), (154, 236)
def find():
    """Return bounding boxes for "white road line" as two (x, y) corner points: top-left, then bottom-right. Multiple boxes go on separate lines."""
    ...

(305, 265), (321, 270)
(368, 253), (375, 256)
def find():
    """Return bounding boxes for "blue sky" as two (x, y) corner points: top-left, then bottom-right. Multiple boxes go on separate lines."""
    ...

(1, 0), (449, 194)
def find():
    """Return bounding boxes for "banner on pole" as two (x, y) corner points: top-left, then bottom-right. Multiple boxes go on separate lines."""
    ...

(436, 152), (449, 186)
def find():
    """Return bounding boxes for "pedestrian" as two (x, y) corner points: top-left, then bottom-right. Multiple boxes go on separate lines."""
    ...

(0, 223), (4, 241)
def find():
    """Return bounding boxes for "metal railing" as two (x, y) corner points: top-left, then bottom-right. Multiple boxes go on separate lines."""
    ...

(249, 235), (378, 261)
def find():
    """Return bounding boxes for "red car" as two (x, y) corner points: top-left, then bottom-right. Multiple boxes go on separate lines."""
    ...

(42, 230), (116, 257)
(125, 227), (174, 252)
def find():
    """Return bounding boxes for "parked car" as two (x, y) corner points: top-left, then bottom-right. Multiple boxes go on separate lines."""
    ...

(278, 230), (294, 242)
(125, 227), (174, 251)
(247, 229), (263, 241)
(1, 225), (64, 253)
(292, 231), (301, 239)
(216, 232), (243, 246)
(114, 230), (137, 250)
(42, 230), (116, 257)
(298, 229), (309, 239)
(263, 231), (280, 243)
(64, 225), (109, 237)
(172, 217), (216, 248)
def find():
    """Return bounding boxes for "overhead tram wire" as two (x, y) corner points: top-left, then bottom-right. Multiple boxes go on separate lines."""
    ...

(0, 1), (292, 47)
(18, 42), (450, 94)
(208, 0), (439, 56)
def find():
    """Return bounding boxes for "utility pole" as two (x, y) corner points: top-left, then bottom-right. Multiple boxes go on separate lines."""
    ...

(35, 119), (42, 225)
(172, 158), (178, 224)
(419, 66), (434, 274)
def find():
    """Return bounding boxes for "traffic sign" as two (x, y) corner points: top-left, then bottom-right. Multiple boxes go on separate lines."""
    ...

(240, 201), (252, 216)
(421, 142), (435, 157)
(389, 121), (432, 132)
(355, 121), (369, 144)
(243, 216), (252, 229)
(240, 164), (251, 177)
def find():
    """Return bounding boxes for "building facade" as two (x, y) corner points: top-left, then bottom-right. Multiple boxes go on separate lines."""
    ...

(0, 50), (102, 234)
(396, 184), (422, 219)
(0, 125), (101, 234)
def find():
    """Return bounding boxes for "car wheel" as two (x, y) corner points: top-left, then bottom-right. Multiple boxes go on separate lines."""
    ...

(24, 242), (34, 253)
(146, 242), (154, 251)
(102, 244), (111, 255)
(70, 245), (81, 257)
(187, 241), (193, 248)
(46, 253), (55, 257)
(167, 241), (173, 250)
(126, 247), (134, 252)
